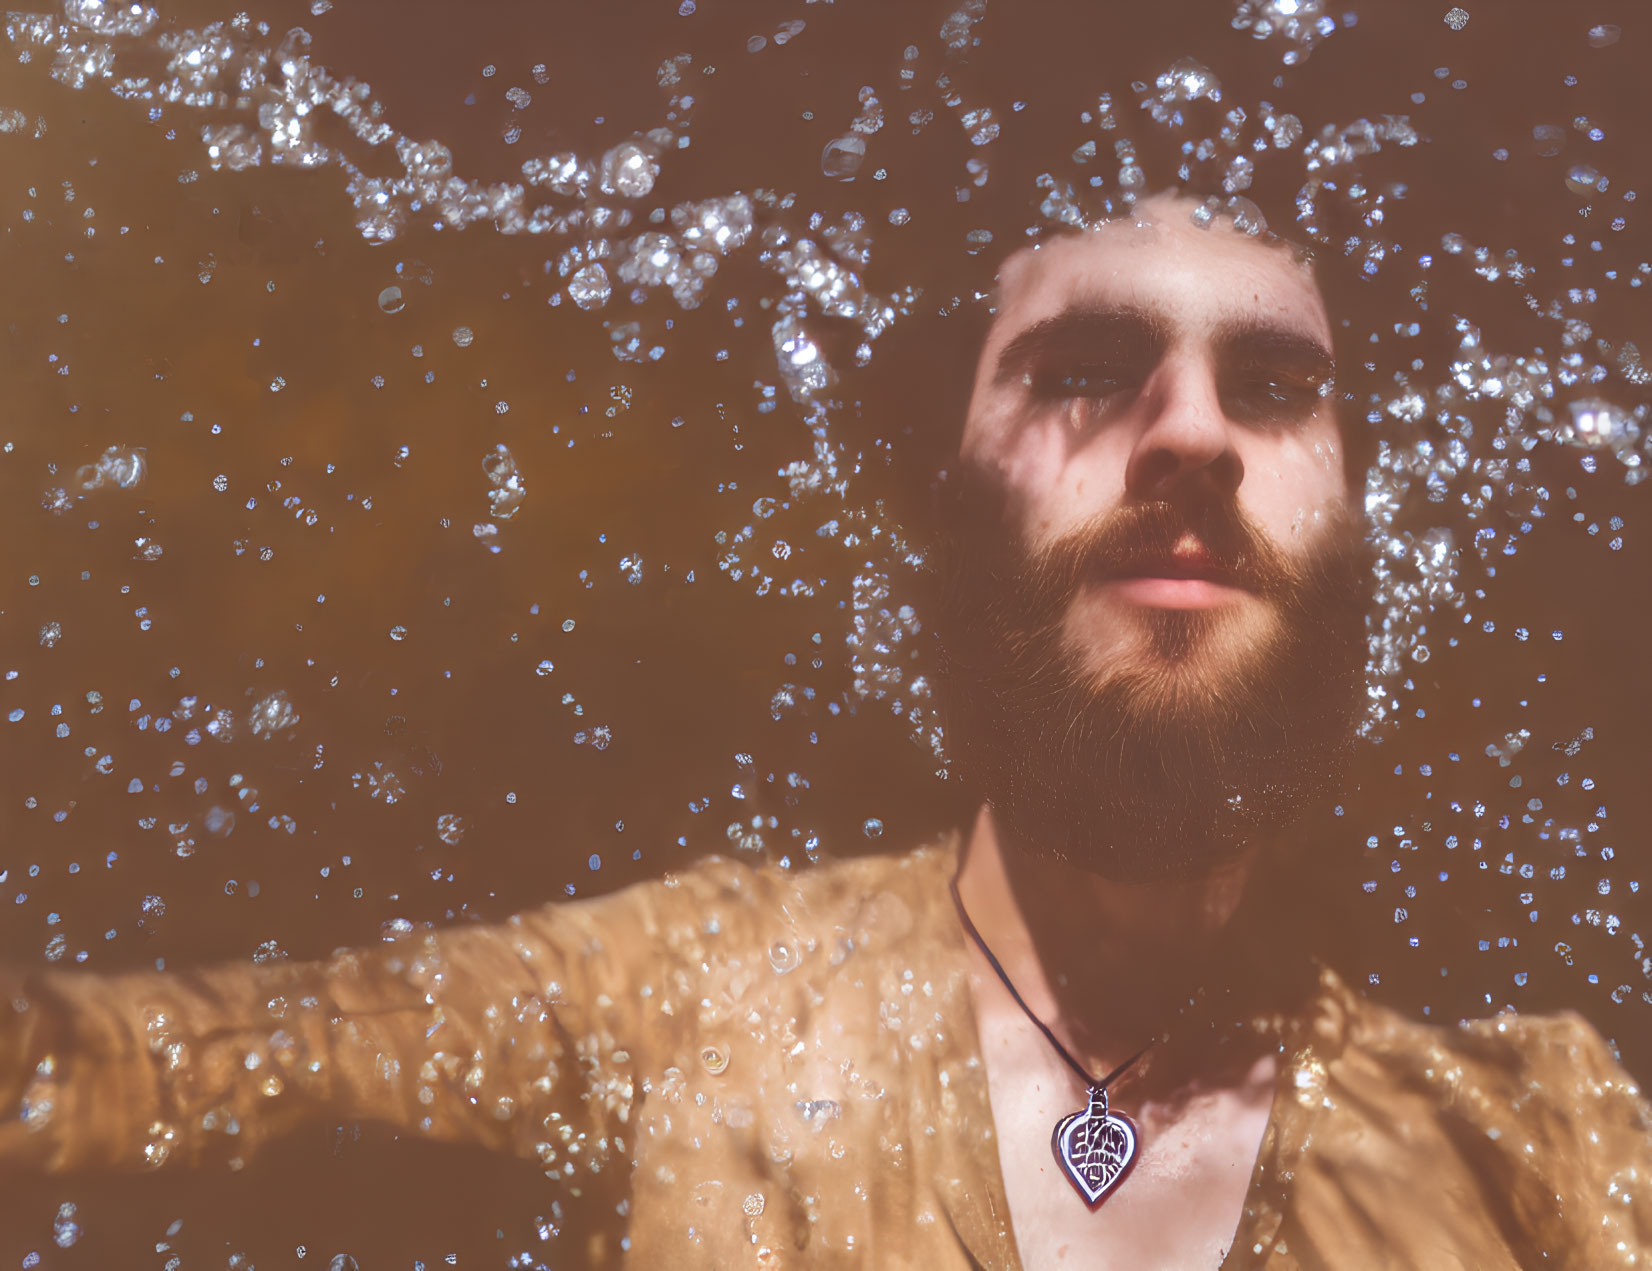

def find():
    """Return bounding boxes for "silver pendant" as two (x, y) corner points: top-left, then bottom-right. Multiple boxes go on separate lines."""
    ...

(1052, 1085), (1138, 1206)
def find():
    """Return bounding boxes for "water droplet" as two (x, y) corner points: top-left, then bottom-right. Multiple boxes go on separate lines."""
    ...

(389, 625), (407, 642)
(436, 813), (467, 846)
(1587, 23), (1621, 47)
(767, 940), (800, 974)
(452, 325), (475, 348)
(862, 817), (884, 838)
(699, 1043), (729, 1075)
(39, 621), (62, 648)
(795, 1097), (840, 1124)
(1443, 7), (1469, 31)
(742, 1193), (766, 1217)
(377, 285), (404, 314)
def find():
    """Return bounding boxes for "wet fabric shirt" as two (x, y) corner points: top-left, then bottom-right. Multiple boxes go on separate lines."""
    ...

(4, 840), (1649, 1268)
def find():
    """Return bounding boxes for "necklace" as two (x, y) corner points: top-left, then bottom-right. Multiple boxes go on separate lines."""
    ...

(949, 873), (1155, 1207)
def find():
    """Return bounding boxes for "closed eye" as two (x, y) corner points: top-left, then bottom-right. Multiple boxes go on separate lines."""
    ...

(1220, 366), (1328, 424)
(1028, 365), (1142, 401)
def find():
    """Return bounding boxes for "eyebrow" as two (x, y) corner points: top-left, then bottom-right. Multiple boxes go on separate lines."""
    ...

(992, 306), (1170, 386)
(990, 303), (1335, 385)
(1218, 323), (1336, 380)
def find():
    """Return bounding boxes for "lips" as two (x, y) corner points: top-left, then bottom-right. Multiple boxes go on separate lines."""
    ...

(1097, 535), (1248, 589)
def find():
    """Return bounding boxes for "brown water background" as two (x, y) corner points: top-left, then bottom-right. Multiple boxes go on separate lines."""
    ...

(1, 0), (1649, 1262)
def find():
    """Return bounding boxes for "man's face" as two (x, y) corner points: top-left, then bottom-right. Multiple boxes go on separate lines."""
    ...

(942, 196), (1366, 881)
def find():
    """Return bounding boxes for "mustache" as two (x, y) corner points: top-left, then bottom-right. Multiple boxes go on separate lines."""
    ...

(1026, 499), (1304, 602)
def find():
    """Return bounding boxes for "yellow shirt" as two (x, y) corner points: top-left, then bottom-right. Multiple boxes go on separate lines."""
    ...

(4, 841), (1648, 1268)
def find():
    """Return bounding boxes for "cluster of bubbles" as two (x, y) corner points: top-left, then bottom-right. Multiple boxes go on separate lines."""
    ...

(6, 2), (914, 416)
(4, 0), (1647, 1024)
(1008, 45), (1646, 742)
(0, 2), (1647, 1266)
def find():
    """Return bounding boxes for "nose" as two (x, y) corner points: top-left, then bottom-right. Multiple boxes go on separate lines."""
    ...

(1122, 357), (1244, 500)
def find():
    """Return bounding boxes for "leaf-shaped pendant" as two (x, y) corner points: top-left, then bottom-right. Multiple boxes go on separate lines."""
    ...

(1052, 1085), (1138, 1206)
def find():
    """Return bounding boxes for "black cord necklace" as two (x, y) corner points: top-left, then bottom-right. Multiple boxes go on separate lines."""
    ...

(949, 872), (1155, 1207)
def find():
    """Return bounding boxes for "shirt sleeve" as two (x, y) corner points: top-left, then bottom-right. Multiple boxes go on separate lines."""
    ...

(0, 882), (661, 1180)
(1456, 1008), (1652, 1263)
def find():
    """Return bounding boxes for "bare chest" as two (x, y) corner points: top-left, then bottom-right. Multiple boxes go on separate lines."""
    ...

(977, 1012), (1275, 1271)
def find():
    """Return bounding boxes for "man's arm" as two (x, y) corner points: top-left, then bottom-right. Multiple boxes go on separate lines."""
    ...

(0, 885), (657, 1180)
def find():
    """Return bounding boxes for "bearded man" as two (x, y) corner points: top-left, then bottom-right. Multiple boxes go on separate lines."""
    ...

(3, 194), (1647, 1269)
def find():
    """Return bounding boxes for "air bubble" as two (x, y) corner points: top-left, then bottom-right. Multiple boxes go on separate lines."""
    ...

(247, 691), (301, 738)
(1565, 163), (1604, 196)
(75, 446), (147, 493)
(52, 1202), (80, 1249)
(820, 135), (866, 181)
(482, 444), (527, 519)
(568, 263), (612, 311)
(1565, 399), (1625, 446)
(377, 285), (405, 314)
(600, 141), (660, 199)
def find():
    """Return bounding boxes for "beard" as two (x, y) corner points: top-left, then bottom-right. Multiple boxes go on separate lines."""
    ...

(937, 473), (1367, 884)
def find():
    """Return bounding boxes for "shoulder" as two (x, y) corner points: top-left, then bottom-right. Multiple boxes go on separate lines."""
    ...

(630, 837), (960, 941)
(1332, 975), (1647, 1129)
(1305, 971), (1651, 1260)
(521, 837), (961, 975)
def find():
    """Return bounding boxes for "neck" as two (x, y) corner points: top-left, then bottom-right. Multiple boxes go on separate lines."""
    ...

(955, 803), (1262, 1083)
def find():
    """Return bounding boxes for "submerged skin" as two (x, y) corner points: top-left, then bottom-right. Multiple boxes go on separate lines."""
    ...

(960, 198), (1346, 689)
(954, 198), (1349, 1268)
(2, 198), (1651, 1270)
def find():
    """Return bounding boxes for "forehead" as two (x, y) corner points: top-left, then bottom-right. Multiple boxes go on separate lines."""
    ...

(989, 212), (1332, 352)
